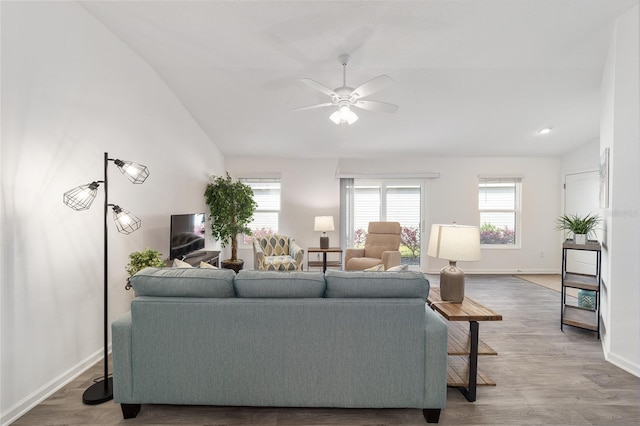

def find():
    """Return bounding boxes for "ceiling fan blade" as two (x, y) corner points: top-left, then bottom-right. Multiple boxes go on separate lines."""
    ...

(351, 74), (393, 99)
(353, 100), (399, 113)
(300, 78), (338, 97)
(291, 102), (334, 112)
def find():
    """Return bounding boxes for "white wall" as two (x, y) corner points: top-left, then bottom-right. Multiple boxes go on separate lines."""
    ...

(227, 156), (561, 274)
(599, 5), (640, 377)
(560, 140), (600, 175)
(0, 2), (224, 423)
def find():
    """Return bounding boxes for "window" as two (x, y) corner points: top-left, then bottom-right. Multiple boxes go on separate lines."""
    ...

(341, 178), (423, 268)
(478, 177), (521, 246)
(240, 178), (280, 244)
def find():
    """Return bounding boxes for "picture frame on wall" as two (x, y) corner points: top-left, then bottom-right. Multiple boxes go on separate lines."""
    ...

(600, 147), (610, 208)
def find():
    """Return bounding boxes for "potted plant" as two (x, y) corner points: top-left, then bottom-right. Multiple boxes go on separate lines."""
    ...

(124, 248), (165, 290)
(555, 213), (601, 244)
(204, 172), (257, 272)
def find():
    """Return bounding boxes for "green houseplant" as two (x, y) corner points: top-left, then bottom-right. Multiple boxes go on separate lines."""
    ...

(555, 213), (600, 244)
(124, 248), (165, 290)
(204, 172), (257, 271)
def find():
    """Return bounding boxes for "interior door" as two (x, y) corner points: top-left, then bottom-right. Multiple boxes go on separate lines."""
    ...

(564, 171), (600, 274)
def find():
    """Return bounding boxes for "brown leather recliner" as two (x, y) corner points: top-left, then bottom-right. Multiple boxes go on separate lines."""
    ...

(344, 221), (402, 271)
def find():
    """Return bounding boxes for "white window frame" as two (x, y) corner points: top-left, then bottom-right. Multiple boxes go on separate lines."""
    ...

(478, 177), (522, 249)
(240, 177), (281, 246)
(341, 178), (424, 269)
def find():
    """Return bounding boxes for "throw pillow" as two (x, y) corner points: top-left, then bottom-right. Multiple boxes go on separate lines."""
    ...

(364, 264), (385, 271)
(199, 261), (218, 269)
(386, 264), (408, 271)
(172, 258), (192, 268)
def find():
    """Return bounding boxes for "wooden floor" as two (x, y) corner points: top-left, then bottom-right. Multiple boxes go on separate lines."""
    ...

(13, 275), (640, 425)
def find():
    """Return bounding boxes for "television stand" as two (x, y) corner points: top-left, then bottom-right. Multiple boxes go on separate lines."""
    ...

(166, 250), (220, 267)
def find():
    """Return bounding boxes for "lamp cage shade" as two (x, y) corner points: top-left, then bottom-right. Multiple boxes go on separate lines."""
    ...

(112, 206), (142, 235)
(427, 223), (481, 262)
(113, 159), (150, 184)
(314, 216), (335, 232)
(63, 182), (100, 211)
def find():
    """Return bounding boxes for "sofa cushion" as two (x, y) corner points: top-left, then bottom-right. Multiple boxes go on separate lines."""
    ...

(324, 269), (429, 299)
(263, 255), (298, 271)
(364, 264), (385, 271)
(131, 267), (235, 298)
(386, 264), (409, 271)
(234, 270), (325, 298)
(172, 258), (192, 268)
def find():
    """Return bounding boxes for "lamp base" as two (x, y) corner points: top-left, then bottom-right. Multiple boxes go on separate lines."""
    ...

(440, 261), (465, 303)
(82, 377), (113, 405)
(320, 235), (329, 249)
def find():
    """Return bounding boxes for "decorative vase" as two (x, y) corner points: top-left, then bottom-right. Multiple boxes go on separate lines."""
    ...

(574, 234), (587, 244)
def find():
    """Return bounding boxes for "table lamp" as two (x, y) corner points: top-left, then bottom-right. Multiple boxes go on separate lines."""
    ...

(314, 216), (334, 249)
(427, 223), (481, 302)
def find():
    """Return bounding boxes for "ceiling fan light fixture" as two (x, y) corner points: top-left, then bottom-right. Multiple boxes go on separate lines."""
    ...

(329, 105), (358, 125)
(297, 54), (396, 123)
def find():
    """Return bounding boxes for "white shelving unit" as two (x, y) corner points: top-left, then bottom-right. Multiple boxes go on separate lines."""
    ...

(561, 240), (601, 337)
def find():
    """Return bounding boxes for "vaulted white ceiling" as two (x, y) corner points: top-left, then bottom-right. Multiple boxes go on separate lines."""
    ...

(81, 0), (639, 158)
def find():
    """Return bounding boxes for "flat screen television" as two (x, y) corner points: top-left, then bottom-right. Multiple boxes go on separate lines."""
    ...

(170, 213), (206, 260)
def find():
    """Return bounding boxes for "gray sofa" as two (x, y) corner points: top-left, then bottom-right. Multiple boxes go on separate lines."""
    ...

(112, 268), (448, 423)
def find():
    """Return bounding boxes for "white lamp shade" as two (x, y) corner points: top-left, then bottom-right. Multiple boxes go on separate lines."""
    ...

(314, 216), (335, 232)
(427, 223), (481, 262)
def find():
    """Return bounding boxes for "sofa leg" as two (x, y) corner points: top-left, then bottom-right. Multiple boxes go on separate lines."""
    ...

(423, 408), (441, 423)
(121, 403), (141, 419)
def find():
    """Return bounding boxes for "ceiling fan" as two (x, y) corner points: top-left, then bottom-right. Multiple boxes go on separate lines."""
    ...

(293, 54), (398, 125)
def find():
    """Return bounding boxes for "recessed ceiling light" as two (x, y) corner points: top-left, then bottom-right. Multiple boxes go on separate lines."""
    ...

(537, 127), (553, 135)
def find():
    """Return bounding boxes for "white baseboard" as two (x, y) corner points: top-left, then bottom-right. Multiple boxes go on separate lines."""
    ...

(1, 346), (110, 426)
(604, 348), (640, 378)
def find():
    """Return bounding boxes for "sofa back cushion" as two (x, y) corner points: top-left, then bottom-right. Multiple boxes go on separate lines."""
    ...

(324, 269), (429, 299)
(234, 270), (325, 298)
(131, 267), (235, 298)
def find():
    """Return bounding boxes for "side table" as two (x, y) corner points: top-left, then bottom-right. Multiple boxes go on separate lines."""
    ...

(307, 247), (343, 272)
(427, 288), (502, 402)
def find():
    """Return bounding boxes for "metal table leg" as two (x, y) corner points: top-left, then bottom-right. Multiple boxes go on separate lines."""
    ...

(458, 320), (479, 402)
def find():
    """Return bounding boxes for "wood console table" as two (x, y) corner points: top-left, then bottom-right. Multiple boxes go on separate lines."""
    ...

(427, 288), (502, 402)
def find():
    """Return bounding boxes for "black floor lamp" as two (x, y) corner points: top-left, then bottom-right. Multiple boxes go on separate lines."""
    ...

(63, 152), (149, 404)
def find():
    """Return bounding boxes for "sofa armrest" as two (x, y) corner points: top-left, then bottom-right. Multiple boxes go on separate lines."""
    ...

(112, 312), (133, 403)
(381, 250), (402, 270)
(252, 238), (266, 270)
(423, 306), (448, 408)
(289, 239), (305, 270)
